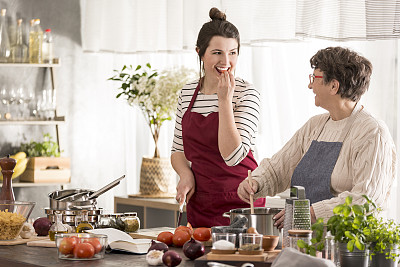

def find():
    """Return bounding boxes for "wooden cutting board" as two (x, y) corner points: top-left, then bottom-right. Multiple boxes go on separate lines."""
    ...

(207, 250), (281, 262)
(0, 236), (48, 246)
(27, 238), (56, 248)
(129, 227), (212, 246)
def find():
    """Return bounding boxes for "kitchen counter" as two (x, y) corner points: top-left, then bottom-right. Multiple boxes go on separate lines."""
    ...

(0, 244), (274, 266)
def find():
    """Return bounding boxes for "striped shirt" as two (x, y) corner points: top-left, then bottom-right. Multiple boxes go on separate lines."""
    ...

(171, 78), (260, 166)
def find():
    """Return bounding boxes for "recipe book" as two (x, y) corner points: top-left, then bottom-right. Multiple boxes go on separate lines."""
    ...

(87, 228), (152, 254)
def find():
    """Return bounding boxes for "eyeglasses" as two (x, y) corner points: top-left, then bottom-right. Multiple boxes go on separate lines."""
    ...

(309, 74), (323, 84)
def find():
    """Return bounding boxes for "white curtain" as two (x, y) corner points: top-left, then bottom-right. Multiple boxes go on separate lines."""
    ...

(79, 0), (400, 221)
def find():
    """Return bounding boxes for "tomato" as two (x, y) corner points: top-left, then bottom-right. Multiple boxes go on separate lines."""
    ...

(82, 237), (102, 254)
(175, 226), (193, 236)
(172, 230), (191, 247)
(73, 242), (95, 259)
(157, 231), (174, 246)
(193, 227), (211, 241)
(58, 237), (78, 255)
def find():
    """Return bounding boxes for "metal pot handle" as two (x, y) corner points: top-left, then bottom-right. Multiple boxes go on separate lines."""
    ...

(222, 212), (231, 218)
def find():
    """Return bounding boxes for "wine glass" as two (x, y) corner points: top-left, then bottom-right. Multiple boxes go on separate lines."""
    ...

(22, 87), (35, 119)
(0, 86), (12, 119)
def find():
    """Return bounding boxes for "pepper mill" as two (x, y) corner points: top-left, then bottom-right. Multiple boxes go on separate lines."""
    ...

(0, 155), (17, 201)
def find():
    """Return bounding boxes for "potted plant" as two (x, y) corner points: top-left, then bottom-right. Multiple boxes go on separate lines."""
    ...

(18, 133), (70, 183)
(298, 195), (376, 267)
(367, 217), (400, 267)
(108, 63), (195, 196)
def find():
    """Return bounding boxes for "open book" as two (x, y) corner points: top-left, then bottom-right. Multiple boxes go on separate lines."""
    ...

(87, 228), (152, 254)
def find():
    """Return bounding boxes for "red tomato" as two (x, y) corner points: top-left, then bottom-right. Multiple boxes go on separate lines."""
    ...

(82, 237), (102, 254)
(172, 230), (191, 247)
(58, 237), (78, 255)
(193, 227), (211, 241)
(157, 231), (174, 246)
(175, 226), (193, 236)
(73, 242), (95, 259)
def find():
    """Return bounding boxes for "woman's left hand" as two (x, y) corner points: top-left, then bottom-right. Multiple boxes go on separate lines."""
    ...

(217, 70), (235, 102)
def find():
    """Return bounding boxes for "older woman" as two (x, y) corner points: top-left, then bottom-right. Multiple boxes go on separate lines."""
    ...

(237, 46), (396, 226)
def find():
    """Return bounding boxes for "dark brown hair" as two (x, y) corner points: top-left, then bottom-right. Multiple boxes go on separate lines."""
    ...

(196, 7), (240, 81)
(310, 47), (372, 102)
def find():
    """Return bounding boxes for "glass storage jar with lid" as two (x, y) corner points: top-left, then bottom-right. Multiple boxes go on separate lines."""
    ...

(288, 229), (313, 253)
(123, 212), (140, 232)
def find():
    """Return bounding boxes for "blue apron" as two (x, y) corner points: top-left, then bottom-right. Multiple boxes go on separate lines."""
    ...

(291, 108), (361, 204)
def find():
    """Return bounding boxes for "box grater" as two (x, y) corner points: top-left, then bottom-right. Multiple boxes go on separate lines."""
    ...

(292, 198), (311, 230)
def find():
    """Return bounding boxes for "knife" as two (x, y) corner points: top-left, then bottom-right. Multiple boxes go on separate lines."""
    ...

(176, 195), (186, 227)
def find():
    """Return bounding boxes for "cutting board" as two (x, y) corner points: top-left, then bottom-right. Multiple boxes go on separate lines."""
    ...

(0, 236), (48, 246)
(207, 250), (281, 262)
(129, 227), (213, 247)
(27, 238), (56, 248)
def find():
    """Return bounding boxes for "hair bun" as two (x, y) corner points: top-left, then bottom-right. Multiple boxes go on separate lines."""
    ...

(209, 7), (226, 21)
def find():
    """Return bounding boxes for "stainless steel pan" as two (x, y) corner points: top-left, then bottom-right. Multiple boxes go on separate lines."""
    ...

(48, 189), (97, 210)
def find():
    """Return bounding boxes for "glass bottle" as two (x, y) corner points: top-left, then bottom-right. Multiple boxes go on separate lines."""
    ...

(28, 19), (43, 63)
(76, 210), (94, 233)
(0, 9), (11, 63)
(288, 229), (312, 253)
(123, 212), (140, 232)
(42, 29), (53, 64)
(11, 19), (28, 63)
(49, 211), (68, 241)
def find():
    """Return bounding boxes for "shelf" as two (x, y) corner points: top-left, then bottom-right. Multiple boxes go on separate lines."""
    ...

(0, 182), (68, 188)
(0, 116), (65, 125)
(0, 62), (60, 67)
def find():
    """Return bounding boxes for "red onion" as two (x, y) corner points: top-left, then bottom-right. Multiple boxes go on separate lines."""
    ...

(162, 251), (182, 267)
(147, 240), (169, 253)
(183, 238), (205, 260)
(33, 217), (52, 236)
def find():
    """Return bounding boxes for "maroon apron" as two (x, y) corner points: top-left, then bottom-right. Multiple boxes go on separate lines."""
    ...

(181, 83), (265, 227)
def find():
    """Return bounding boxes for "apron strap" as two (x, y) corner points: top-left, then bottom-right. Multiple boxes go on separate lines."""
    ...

(187, 83), (201, 112)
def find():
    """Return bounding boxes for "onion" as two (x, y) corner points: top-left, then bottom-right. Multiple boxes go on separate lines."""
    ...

(33, 217), (52, 236)
(147, 239), (169, 253)
(183, 238), (205, 260)
(162, 251), (182, 267)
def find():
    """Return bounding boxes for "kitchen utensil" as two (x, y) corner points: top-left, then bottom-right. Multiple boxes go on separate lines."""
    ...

(223, 207), (282, 248)
(292, 198), (311, 230)
(88, 175), (125, 200)
(48, 189), (97, 210)
(247, 170), (254, 214)
(176, 195), (186, 227)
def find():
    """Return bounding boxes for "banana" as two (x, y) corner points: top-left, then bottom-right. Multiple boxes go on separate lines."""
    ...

(0, 152), (28, 180)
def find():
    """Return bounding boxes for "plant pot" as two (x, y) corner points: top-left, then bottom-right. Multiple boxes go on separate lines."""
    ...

(338, 242), (369, 267)
(138, 157), (175, 197)
(370, 244), (399, 267)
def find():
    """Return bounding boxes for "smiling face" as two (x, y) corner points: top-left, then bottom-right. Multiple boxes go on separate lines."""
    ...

(200, 36), (238, 82)
(308, 69), (333, 109)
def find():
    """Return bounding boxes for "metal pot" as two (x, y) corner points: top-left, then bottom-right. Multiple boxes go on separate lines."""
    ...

(48, 189), (97, 210)
(223, 207), (283, 248)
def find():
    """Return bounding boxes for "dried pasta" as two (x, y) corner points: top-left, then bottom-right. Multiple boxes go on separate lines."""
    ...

(0, 210), (26, 240)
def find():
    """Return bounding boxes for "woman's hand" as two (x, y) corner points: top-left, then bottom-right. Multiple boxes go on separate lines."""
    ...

(176, 171), (195, 206)
(217, 70), (235, 102)
(237, 178), (259, 203)
(273, 209), (285, 229)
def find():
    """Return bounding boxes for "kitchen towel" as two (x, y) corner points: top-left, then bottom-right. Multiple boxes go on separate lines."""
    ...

(272, 247), (335, 267)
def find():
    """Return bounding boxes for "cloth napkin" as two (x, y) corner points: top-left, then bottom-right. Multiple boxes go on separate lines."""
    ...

(272, 247), (336, 267)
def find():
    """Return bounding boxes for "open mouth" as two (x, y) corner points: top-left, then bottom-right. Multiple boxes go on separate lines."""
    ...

(216, 66), (230, 74)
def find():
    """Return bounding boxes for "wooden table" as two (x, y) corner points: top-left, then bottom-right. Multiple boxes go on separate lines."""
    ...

(114, 196), (187, 228)
(0, 244), (275, 266)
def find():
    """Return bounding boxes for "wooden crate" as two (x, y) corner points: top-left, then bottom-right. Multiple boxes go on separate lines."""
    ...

(19, 157), (71, 183)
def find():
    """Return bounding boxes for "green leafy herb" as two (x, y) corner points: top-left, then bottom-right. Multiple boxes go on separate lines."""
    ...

(19, 133), (61, 157)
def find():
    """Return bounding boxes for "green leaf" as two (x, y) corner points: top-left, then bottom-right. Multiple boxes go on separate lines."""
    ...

(347, 240), (355, 252)
(352, 205), (364, 216)
(297, 239), (306, 248)
(333, 205), (344, 214)
(135, 65), (142, 71)
(343, 206), (352, 217)
(355, 238), (365, 250)
(345, 231), (355, 240)
(309, 246), (316, 256)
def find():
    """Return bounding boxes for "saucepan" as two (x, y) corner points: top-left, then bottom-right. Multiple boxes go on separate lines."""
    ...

(223, 207), (283, 248)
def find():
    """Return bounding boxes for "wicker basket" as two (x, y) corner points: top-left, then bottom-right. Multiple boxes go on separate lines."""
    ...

(137, 157), (176, 197)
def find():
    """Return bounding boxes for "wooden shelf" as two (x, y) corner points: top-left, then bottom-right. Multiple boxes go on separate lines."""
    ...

(0, 116), (65, 125)
(0, 62), (60, 67)
(0, 182), (68, 188)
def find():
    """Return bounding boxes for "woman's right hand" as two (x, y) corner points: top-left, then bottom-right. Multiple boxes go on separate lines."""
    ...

(176, 171), (195, 206)
(273, 209), (285, 229)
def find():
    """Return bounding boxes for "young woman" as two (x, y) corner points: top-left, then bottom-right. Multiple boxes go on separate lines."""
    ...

(171, 7), (265, 227)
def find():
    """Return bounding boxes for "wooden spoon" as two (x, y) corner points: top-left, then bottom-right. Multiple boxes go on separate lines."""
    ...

(248, 170), (255, 214)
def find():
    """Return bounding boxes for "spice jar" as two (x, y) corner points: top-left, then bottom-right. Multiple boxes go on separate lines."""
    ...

(123, 212), (140, 232)
(239, 233), (263, 253)
(109, 213), (125, 231)
(288, 229), (312, 253)
(97, 214), (113, 228)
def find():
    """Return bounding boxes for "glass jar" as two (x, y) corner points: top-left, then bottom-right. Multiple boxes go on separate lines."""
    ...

(123, 212), (140, 232)
(97, 214), (113, 229)
(288, 229), (312, 253)
(109, 213), (125, 231)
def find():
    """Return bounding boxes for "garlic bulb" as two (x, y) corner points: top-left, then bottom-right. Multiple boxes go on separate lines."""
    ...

(146, 249), (164, 265)
(20, 222), (35, 239)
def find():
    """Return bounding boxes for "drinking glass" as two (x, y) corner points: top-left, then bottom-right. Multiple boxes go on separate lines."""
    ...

(1, 86), (12, 119)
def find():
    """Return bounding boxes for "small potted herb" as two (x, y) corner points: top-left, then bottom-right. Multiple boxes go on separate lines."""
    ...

(298, 195), (376, 267)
